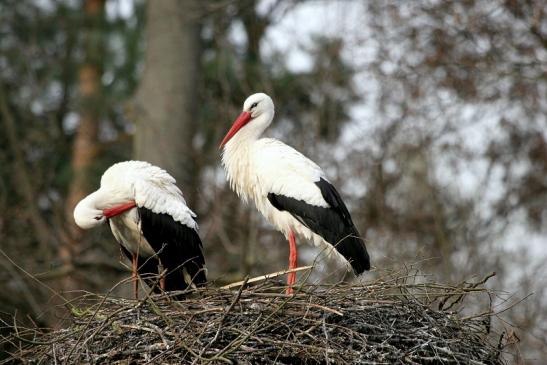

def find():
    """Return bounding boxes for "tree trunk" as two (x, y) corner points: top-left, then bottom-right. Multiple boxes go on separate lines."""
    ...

(62, 0), (105, 290)
(134, 0), (201, 207)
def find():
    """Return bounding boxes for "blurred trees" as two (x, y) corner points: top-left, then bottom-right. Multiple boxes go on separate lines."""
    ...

(0, 0), (144, 322)
(0, 0), (545, 362)
(353, 1), (547, 361)
(134, 0), (201, 205)
(63, 0), (105, 293)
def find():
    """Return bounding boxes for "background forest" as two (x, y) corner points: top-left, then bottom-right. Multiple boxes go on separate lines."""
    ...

(0, 0), (545, 363)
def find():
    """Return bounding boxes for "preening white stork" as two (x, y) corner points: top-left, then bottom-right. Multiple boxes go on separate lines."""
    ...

(220, 93), (370, 293)
(73, 160), (206, 298)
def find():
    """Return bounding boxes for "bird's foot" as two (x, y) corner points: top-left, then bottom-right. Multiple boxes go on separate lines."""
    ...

(285, 286), (294, 295)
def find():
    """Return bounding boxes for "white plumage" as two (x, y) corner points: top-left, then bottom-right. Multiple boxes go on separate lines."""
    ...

(100, 161), (198, 229)
(73, 160), (206, 296)
(220, 93), (370, 292)
(223, 138), (334, 252)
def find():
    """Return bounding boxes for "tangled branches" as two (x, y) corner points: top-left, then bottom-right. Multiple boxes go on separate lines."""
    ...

(1, 270), (510, 364)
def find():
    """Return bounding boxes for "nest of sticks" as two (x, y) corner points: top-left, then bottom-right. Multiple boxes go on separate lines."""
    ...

(2, 268), (510, 364)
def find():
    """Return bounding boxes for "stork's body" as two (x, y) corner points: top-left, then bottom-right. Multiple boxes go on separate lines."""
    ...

(221, 93), (370, 293)
(73, 161), (206, 298)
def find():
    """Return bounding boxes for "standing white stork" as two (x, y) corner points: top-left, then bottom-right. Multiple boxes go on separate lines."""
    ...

(73, 160), (206, 298)
(220, 93), (370, 293)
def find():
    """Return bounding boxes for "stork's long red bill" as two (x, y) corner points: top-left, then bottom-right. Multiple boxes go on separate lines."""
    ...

(219, 111), (252, 148)
(103, 201), (137, 218)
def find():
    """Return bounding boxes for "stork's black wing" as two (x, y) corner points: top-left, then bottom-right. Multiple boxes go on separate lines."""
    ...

(267, 178), (370, 273)
(138, 207), (207, 293)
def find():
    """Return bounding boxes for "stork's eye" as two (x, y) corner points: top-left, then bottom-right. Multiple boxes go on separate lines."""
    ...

(94, 216), (102, 220)
(250, 102), (258, 109)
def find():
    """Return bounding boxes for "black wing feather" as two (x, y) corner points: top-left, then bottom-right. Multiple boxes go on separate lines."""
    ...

(138, 207), (207, 293)
(267, 178), (370, 273)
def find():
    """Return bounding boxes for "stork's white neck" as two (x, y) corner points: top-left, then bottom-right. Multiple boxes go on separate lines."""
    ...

(222, 138), (253, 203)
(231, 110), (273, 146)
(221, 112), (271, 202)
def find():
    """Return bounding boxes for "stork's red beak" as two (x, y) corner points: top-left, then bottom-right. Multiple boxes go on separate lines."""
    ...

(219, 111), (252, 149)
(103, 201), (137, 218)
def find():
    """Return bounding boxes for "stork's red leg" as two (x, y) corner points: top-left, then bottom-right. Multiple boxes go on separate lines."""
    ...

(159, 266), (166, 291)
(132, 254), (138, 299)
(287, 229), (298, 295)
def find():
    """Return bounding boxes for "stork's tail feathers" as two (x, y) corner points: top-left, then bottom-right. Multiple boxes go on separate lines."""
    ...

(332, 226), (370, 274)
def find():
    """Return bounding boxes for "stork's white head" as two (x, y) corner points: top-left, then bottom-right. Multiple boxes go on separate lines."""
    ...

(220, 93), (275, 148)
(73, 190), (108, 229)
(74, 162), (144, 230)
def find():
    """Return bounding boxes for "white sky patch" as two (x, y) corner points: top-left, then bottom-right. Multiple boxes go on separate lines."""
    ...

(262, 0), (366, 72)
(105, 0), (135, 20)
(63, 112), (79, 133)
(33, 0), (60, 13)
(227, 19), (247, 48)
(501, 216), (547, 261)
(30, 100), (44, 115)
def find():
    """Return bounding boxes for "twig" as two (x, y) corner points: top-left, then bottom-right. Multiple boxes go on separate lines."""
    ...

(220, 266), (312, 289)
